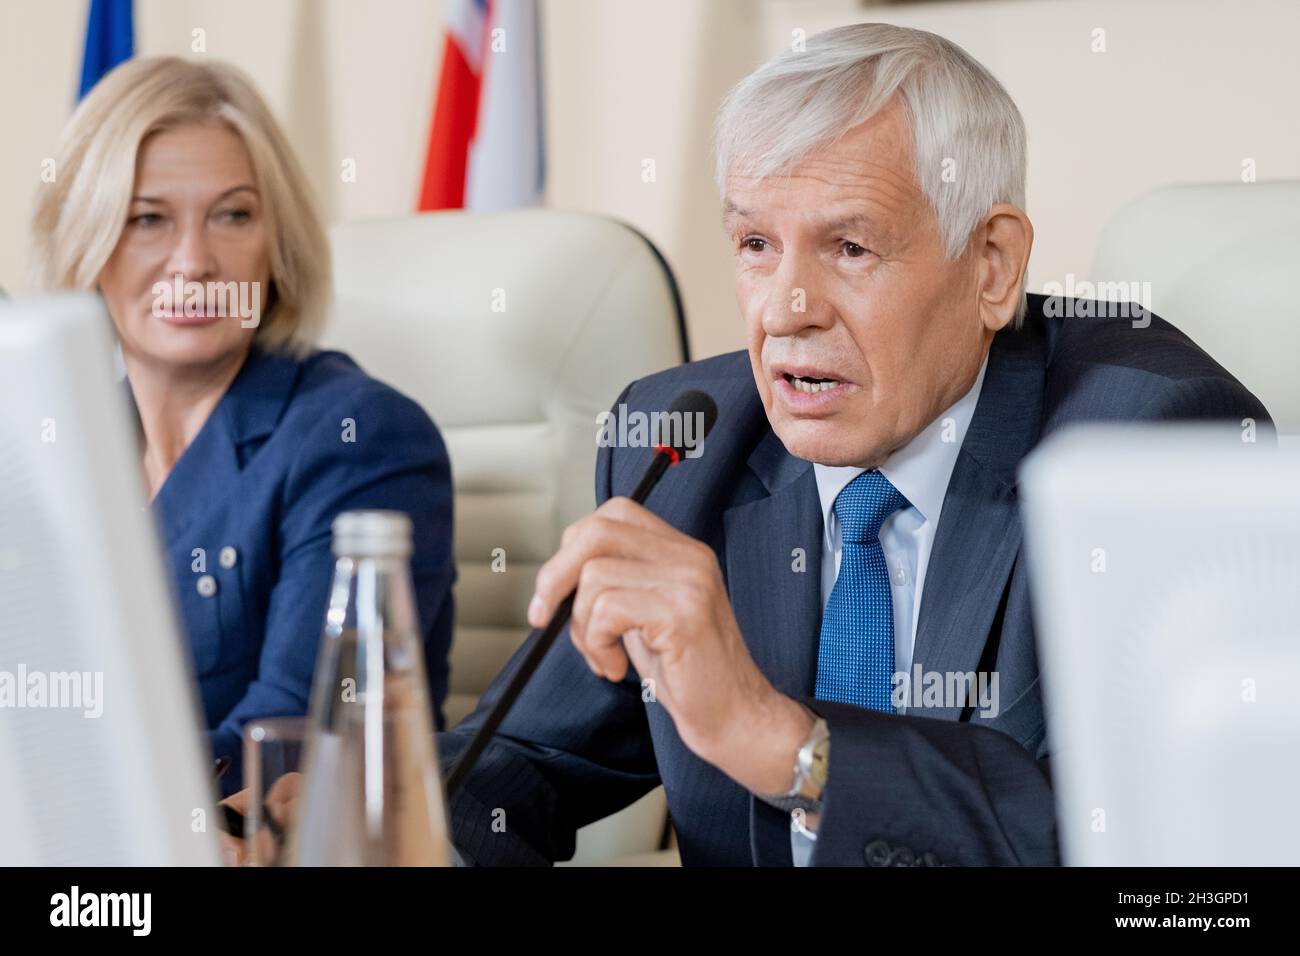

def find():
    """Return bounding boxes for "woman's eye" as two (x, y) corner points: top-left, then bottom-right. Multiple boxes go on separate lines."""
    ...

(129, 213), (162, 228)
(219, 209), (251, 223)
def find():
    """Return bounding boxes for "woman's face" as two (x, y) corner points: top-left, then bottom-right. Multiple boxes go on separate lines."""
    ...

(97, 121), (272, 372)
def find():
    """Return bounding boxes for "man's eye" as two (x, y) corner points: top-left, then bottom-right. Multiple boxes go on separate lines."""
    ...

(841, 241), (868, 258)
(742, 237), (768, 253)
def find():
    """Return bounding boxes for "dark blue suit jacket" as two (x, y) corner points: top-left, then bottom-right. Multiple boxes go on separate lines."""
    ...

(138, 346), (456, 796)
(437, 295), (1272, 866)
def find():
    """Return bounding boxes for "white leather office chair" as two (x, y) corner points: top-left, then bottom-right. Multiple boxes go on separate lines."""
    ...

(1090, 181), (1300, 437)
(326, 209), (688, 865)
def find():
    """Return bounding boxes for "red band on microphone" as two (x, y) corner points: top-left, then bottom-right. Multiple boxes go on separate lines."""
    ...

(652, 444), (681, 466)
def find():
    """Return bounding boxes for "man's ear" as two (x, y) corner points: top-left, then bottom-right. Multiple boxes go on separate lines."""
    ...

(975, 203), (1033, 333)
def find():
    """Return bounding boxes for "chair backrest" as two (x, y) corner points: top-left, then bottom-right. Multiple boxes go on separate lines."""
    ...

(326, 209), (688, 727)
(1090, 181), (1300, 435)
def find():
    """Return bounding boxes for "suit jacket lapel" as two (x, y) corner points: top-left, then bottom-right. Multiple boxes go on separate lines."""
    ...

(723, 428), (822, 866)
(723, 428), (823, 700)
(909, 324), (1048, 717)
(144, 347), (301, 544)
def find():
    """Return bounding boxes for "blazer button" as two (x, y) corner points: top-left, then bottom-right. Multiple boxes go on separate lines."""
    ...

(219, 546), (238, 569)
(864, 839), (892, 867)
(890, 846), (916, 867)
(196, 574), (218, 597)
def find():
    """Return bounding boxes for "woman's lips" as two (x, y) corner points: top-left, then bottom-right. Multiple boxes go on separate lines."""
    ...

(154, 309), (223, 326)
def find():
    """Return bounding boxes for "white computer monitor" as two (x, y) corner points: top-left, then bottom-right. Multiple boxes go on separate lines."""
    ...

(1020, 423), (1300, 865)
(0, 294), (219, 865)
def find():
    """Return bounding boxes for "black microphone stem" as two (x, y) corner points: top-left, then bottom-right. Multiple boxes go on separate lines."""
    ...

(443, 447), (675, 801)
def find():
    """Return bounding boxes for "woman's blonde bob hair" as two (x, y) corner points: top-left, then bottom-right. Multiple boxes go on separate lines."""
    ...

(28, 55), (331, 356)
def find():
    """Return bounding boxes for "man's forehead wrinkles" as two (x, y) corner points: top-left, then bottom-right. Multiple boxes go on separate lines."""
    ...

(832, 182), (915, 218)
(788, 156), (916, 192)
(724, 153), (922, 234)
(799, 146), (909, 172)
(740, 174), (915, 219)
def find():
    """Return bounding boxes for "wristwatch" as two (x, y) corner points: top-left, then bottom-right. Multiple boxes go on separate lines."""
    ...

(755, 712), (830, 816)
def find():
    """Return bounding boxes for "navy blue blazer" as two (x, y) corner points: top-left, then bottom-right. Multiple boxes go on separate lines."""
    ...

(136, 346), (455, 796)
(437, 294), (1273, 866)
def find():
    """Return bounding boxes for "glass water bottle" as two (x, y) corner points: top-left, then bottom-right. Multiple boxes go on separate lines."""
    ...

(288, 510), (450, 866)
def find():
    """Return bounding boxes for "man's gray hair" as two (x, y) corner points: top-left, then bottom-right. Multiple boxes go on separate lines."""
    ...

(714, 23), (1029, 326)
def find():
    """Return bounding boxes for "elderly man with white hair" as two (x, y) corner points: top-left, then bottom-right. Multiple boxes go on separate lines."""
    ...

(437, 22), (1271, 866)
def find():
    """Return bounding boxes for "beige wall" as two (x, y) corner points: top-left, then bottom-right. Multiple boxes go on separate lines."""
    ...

(3, 0), (1298, 360)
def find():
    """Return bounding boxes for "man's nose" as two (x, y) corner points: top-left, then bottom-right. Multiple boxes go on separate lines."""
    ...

(164, 220), (219, 282)
(761, 251), (834, 338)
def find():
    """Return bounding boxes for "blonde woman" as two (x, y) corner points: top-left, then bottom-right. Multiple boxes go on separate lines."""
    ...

(29, 56), (455, 796)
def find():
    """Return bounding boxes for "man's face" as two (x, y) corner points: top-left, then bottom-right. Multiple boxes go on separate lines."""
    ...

(97, 121), (270, 372)
(723, 97), (991, 468)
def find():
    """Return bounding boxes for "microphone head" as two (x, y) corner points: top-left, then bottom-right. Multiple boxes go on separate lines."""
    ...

(658, 389), (718, 461)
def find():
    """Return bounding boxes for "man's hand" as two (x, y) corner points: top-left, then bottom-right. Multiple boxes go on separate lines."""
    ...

(529, 496), (814, 796)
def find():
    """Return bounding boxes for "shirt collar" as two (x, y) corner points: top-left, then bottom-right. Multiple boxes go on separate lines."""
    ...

(813, 351), (989, 531)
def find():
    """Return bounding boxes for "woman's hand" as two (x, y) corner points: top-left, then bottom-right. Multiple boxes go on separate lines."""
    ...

(217, 771), (303, 866)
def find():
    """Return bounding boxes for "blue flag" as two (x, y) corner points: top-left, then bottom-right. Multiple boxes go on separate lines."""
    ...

(79, 0), (134, 100)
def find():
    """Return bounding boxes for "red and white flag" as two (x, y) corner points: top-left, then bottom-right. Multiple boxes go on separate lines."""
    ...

(417, 0), (545, 211)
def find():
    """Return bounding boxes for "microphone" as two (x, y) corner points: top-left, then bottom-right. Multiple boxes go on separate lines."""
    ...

(444, 390), (719, 800)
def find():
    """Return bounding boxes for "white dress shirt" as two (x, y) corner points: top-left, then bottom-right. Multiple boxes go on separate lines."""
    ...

(791, 352), (989, 866)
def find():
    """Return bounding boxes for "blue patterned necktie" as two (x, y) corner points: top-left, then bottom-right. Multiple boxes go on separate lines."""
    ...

(815, 470), (910, 712)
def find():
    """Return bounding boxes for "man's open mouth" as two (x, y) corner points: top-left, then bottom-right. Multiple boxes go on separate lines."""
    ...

(783, 372), (842, 394)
